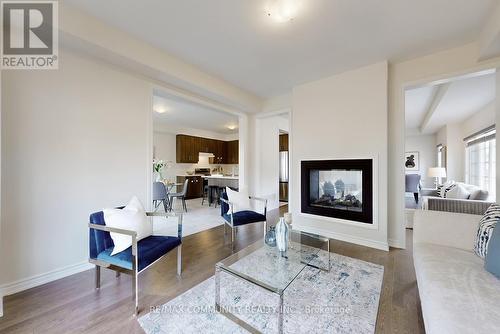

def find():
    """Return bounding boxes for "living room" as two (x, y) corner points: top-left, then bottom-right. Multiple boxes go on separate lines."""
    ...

(1, 1), (500, 333)
(404, 70), (496, 223)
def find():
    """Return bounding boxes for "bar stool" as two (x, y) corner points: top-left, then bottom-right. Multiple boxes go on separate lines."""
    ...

(208, 185), (219, 207)
(201, 184), (209, 205)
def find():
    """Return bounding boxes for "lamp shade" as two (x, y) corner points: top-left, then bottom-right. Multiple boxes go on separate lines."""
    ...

(428, 167), (447, 178)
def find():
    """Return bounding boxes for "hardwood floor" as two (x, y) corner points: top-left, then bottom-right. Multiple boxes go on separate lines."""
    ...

(0, 206), (424, 333)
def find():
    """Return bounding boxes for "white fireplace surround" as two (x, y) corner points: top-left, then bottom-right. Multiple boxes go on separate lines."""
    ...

(298, 155), (379, 231)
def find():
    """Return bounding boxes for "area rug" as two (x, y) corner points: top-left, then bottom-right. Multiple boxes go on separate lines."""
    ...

(152, 199), (223, 237)
(139, 252), (384, 333)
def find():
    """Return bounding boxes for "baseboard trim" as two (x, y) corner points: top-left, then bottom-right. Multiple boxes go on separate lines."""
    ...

(388, 238), (406, 249)
(0, 261), (93, 298)
(293, 224), (389, 251)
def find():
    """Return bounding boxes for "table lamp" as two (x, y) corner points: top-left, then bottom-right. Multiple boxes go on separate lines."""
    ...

(428, 167), (446, 188)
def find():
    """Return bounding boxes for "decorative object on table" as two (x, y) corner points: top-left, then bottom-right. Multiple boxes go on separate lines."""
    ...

(275, 217), (289, 253)
(153, 160), (173, 182)
(264, 226), (277, 247)
(284, 212), (292, 226)
(404, 151), (419, 171)
(428, 166), (447, 188)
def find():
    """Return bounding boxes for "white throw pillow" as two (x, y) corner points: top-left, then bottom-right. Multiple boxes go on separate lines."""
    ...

(446, 184), (470, 199)
(103, 196), (152, 255)
(226, 187), (252, 213)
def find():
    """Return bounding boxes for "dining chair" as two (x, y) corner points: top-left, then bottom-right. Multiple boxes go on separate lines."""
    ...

(169, 179), (189, 212)
(152, 182), (169, 211)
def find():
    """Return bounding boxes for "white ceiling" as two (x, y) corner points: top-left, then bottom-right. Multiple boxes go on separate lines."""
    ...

(153, 93), (239, 135)
(405, 72), (496, 134)
(65, 0), (495, 98)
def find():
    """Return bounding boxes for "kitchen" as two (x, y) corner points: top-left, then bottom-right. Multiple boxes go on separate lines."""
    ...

(153, 91), (240, 208)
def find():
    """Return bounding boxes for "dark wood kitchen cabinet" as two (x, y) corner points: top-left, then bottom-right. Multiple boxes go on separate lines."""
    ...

(176, 176), (203, 199)
(226, 140), (239, 164)
(176, 135), (199, 163)
(279, 134), (289, 152)
(176, 135), (239, 164)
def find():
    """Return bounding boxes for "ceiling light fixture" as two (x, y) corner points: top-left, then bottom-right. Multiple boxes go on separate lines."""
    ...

(227, 124), (237, 130)
(154, 106), (168, 114)
(266, 0), (300, 23)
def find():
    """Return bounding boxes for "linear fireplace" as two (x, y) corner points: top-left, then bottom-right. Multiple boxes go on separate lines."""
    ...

(301, 159), (373, 224)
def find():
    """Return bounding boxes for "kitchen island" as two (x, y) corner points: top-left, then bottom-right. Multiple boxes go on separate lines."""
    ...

(202, 175), (239, 189)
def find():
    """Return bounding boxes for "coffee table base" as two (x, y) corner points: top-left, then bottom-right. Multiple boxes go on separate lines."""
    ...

(215, 266), (285, 334)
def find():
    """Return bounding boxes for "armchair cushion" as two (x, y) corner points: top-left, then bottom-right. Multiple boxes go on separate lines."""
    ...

(223, 210), (266, 226)
(96, 235), (181, 271)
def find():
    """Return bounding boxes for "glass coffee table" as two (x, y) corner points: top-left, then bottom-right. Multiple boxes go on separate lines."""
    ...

(215, 230), (330, 333)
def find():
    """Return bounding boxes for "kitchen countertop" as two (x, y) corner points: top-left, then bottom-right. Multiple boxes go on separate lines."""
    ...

(202, 175), (239, 180)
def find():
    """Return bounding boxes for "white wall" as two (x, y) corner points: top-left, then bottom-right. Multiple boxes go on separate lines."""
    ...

(430, 103), (495, 185)
(291, 62), (389, 251)
(254, 115), (289, 210)
(461, 101), (496, 136)
(0, 49), (152, 295)
(405, 134), (436, 187)
(445, 123), (465, 182)
(153, 130), (238, 182)
(389, 43), (500, 248)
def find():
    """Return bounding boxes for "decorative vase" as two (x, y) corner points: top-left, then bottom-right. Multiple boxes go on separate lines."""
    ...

(154, 171), (163, 182)
(275, 217), (289, 253)
(265, 226), (277, 247)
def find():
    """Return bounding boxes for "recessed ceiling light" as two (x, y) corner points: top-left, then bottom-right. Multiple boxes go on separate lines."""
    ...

(154, 106), (168, 114)
(266, 0), (300, 23)
(227, 124), (238, 130)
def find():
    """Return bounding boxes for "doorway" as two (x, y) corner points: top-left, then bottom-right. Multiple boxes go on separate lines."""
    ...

(404, 68), (496, 228)
(279, 130), (289, 205)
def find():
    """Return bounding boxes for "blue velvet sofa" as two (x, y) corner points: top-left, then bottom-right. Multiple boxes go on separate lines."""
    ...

(89, 210), (182, 315)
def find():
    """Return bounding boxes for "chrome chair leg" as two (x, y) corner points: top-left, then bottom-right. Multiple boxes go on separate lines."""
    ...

(177, 245), (182, 276)
(95, 265), (101, 289)
(132, 271), (138, 316)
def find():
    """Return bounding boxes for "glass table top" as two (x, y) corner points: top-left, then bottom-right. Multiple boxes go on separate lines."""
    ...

(216, 230), (330, 294)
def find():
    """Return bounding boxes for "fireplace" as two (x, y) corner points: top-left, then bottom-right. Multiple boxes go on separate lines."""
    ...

(301, 159), (373, 224)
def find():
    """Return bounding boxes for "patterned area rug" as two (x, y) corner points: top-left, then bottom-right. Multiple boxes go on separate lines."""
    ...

(139, 253), (384, 333)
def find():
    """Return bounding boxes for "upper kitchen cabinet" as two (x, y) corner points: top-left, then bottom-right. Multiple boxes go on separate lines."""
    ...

(279, 134), (289, 152)
(176, 135), (238, 164)
(176, 135), (199, 163)
(226, 140), (239, 164)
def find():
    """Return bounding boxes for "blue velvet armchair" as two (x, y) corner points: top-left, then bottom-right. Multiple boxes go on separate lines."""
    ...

(89, 210), (182, 315)
(220, 191), (267, 246)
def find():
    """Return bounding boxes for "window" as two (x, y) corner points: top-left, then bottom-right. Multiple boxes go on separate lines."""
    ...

(465, 126), (496, 200)
(436, 144), (447, 184)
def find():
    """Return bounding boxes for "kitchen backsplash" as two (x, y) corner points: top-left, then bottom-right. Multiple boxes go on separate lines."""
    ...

(158, 163), (238, 182)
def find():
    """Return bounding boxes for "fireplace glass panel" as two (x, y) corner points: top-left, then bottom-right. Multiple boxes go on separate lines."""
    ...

(309, 169), (363, 212)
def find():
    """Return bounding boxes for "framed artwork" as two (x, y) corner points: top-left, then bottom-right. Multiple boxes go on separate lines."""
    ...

(405, 151), (419, 171)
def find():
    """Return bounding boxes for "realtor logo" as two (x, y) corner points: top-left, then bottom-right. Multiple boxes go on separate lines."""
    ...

(1, 1), (58, 69)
